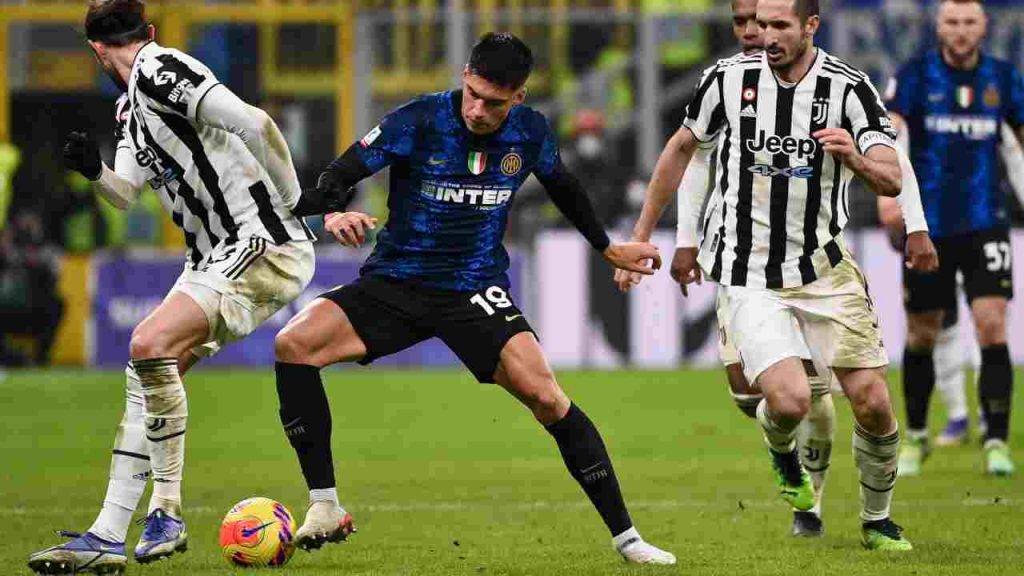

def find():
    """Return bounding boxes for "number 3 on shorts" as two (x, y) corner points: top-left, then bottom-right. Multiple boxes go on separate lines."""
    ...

(470, 286), (512, 316)
(983, 241), (1011, 272)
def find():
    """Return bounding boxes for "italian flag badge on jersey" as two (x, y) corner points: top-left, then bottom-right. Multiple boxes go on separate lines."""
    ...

(468, 151), (487, 175)
(956, 85), (974, 109)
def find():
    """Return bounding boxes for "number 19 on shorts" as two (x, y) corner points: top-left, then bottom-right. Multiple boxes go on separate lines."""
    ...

(470, 286), (513, 316)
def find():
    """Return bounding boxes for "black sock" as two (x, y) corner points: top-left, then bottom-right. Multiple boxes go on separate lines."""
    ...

(276, 362), (335, 490)
(545, 404), (632, 537)
(979, 345), (1013, 442)
(902, 348), (935, 432)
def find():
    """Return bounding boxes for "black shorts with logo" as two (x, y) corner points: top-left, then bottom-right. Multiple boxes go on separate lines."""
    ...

(321, 275), (535, 383)
(904, 228), (1014, 313)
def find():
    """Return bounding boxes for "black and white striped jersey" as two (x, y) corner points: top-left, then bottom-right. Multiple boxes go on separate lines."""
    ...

(684, 48), (897, 289)
(115, 42), (313, 269)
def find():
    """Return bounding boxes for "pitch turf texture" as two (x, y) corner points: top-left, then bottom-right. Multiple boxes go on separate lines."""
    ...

(3, 368), (1022, 575)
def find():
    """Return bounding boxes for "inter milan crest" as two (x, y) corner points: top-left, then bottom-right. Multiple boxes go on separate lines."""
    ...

(984, 84), (1001, 107)
(811, 97), (830, 124)
(956, 85), (974, 109)
(500, 152), (522, 176)
(468, 150), (487, 175)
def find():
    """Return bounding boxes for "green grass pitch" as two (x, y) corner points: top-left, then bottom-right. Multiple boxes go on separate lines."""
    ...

(3, 368), (1022, 575)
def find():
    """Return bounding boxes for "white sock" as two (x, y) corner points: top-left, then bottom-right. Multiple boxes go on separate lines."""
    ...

(89, 363), (150, 543)
(853, 424), (900, 522)
(309, 487), (339, 506)
(757, 399), (798, 453)
(796, 391), (834, 514)
(612, 526), (641, 549)
(934, 325), (969, 422)
(136, 358), (187, 516)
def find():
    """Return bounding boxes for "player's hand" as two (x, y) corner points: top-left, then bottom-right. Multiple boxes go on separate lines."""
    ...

(63, 131), (102, 180)
(904, 231), (939, 272)
(813, 128), (858, 166)
(614, 268), (643, 293)
(603, 242), (662, 275)
(324, 211), (378, 248)
(670, 247), (702, 297)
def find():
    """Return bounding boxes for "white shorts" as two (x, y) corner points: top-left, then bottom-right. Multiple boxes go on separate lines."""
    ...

(722, 256), (888, 385)
(169, 237), (315, 358)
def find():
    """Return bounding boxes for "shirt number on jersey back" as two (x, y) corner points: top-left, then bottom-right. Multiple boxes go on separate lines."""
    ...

(470, 286), (512, 316)
(983, 241), (1012, 272)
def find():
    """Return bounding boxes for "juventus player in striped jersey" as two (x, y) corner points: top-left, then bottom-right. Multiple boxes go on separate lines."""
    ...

(30, 1), (315, 573)
(629, 0), (939, 551)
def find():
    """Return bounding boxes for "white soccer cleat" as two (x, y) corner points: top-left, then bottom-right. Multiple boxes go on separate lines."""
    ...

(615, 534), (677, 565)
(294, 501), (356, 552)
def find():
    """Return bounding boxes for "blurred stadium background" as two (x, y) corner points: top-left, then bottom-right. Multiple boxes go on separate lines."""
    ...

(1, 0), (1023, 371)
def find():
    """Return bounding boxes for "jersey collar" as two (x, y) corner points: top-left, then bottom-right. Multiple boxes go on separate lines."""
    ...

(449, 89), (516, 144)
(763, 46), (824, 90)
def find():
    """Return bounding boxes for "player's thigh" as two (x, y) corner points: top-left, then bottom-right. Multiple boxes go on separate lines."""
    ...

(493, 332), (570, 421)
(969, 296), (1009, 345)
(294, 277), (432, 368)
(434, 283), (536, 385)
(723, 285), (807, 389)
(275, 297), (369, 367)
(792, 259), (889, 374)
(130, 290), (210, 359)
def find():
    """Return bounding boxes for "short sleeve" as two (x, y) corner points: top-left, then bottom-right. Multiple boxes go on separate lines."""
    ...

(1005, 65), (1024, 130)
(354, 98), (426, 173)
(682, 65), (723, 143)
(884, 64), (916, 118)
(844, 79), (898, 154)
(135, 50), (219, 121)
(532, 116), (561, 179)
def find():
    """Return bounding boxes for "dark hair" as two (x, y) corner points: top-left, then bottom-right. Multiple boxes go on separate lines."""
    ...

(468, 32), (534, 89)
(85, 0), (149, 46)
(795, 0), (820, 22)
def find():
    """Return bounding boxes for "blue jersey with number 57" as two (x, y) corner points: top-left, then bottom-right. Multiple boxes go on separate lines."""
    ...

(887, 51), (1024, 238)
(354, 90), (560, 291)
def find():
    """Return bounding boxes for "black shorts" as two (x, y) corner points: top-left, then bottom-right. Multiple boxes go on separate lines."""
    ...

(904, 228), (1014, 313)
(321, 275), (535, 383)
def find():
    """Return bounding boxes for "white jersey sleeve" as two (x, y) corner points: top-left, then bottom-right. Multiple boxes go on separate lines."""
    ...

(676, 145), (713, 247)
(999, 122), (1024, 207)
(843, 78), (898, 154)
(894, 144), (927, 233)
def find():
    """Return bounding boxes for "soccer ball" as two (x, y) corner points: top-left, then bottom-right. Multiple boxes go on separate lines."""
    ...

(218, 497), (297, 567)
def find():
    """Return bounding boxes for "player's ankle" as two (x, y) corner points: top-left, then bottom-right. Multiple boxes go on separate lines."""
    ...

(309, 487), (340, 507)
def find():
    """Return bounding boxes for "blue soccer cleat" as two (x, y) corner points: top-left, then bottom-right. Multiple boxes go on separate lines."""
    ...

(134, 509), (188, 564)
(27, 531), (127, 575)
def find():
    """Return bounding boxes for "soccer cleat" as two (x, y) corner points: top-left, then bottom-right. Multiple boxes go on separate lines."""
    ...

(27, 531), (127, 575)
(295, 501), (356, 551)
(984, 440), (1016, 476)
(134, 509), (188, 564)
(896, 436), (930, 477)
(935, 417), (969, 447)
(615, 537), (676, 565)
(861, 518), (913, 551)
(791, 511), (824, 537)
(769, 448), (815, 511)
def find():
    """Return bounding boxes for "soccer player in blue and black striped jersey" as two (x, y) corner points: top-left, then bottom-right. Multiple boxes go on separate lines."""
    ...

(886, 0), (1024, 476)
(275, 33), (676, 564)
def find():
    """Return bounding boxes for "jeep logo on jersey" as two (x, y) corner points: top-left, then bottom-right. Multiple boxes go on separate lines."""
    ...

(745, 132), (817, 159)
(422, 182), (512, 208)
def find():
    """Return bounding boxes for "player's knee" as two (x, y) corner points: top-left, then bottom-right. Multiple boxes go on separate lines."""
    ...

(974, 314), (1006, 346)
(849, 378), (892, 423)
(906, 313), (942, 349)
(129, 327), (171, 360)
(766, 389), (810, 423)
(274, 326), (315, 364)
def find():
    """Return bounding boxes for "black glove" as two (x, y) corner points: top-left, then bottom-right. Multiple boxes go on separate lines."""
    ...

(63, 131), (102, 180)
(291, 171), (358, 217)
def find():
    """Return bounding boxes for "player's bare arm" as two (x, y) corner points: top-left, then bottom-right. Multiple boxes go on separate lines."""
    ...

(813, 127), (901, 197)
(612, 126), (698, 292)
